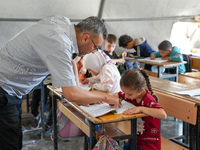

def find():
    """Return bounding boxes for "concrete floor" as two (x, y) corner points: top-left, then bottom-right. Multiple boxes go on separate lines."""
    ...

(21, 99), (183, 150)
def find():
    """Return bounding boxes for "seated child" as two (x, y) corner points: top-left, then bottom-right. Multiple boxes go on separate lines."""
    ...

(116, 69), (167, 150)
(103, 34), (127, 64)
(150, 40), (186, 74)
(118, 34), (155, 58)
(118, 34), (155, 70)
(82, 50), (121, 94)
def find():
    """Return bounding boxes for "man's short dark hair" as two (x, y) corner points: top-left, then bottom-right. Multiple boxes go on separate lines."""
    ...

(76, 16), (107, 39)
(158, 40), (172, 51)
(118, 34), (133, 47)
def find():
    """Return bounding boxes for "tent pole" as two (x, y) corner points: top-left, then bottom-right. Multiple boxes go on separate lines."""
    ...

(98, 0), (106, 20)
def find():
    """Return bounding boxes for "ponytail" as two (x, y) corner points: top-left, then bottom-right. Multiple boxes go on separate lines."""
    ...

(139, 69), (159, 102)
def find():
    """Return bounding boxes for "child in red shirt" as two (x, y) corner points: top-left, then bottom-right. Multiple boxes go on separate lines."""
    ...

(118, 69), (167, 150)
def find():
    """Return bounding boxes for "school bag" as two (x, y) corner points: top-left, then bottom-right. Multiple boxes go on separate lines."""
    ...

(182, 54), (192, 72)
(124, 60), (140, 70)
(93, 124), (123, 150)
(56, 110), (84, 140)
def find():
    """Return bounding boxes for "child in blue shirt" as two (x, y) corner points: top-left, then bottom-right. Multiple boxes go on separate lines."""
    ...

(150, 40), (186, 74)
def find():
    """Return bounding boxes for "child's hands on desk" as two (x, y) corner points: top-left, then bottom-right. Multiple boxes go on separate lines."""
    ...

(150, 55), (156, 60)
(161, 56), (170, 60)
(81, 77), (89, 84)
(123, 107), (141, 115)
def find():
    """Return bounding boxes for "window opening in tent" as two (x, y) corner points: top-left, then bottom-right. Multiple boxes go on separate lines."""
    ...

(170, 22), (200, 56)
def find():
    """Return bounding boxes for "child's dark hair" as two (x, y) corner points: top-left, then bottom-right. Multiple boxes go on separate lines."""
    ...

(158, 40), (172, 51)
(120, 69), (159, 102)
(106, 34), (117, 44)
(118, 34), (133, 47)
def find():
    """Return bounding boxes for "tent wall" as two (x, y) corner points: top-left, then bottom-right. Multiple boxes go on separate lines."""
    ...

(0, 0), (200, 54)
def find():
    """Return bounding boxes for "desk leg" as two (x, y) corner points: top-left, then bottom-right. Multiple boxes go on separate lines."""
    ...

(52, 96), (58, 150)
(183, 122), (189, 144)
(158, 67), (161, 78)
(196, 105), (200, 150)
(175, 66), (178, 82)
(189, 124), (196, 150)
(89, 121), (96, 150)
(40, 83), (45, 139)
(130, 119), (137, 150)
(26, 94), (29, 113)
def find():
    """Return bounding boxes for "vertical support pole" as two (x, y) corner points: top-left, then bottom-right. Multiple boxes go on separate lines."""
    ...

(89, 121), (96, 150)
(130, 119), (137, 150)
(40, 83), (45, 139)
(52, 95), (58, 150)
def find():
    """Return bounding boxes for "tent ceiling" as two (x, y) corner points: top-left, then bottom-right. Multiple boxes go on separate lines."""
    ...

(0, 0), (199, 20)
(0, 0), (200, 52)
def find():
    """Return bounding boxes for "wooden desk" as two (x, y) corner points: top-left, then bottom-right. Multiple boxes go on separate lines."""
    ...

(47, 85), (147, 150)
(126, 57), (186, 82)
(192, 56), (200, 70)
(150, 76), (199, 150)
(179, 72), (200, 88)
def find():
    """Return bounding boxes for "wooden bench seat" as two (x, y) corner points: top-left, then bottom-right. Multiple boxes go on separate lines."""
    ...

(105, 121), (189, 150)
(161, 137), (188, 150)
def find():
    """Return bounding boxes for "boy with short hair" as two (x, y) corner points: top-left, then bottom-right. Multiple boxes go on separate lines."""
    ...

(150, 40), (186, 74)
(118, 34), (155, 58)
(103, 34), (127, 64)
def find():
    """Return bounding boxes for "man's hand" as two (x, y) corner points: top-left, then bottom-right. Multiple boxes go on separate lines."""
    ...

(107, 94), (119, 108)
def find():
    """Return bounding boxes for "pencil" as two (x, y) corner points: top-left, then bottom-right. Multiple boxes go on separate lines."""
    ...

(119, 99), (123, 106)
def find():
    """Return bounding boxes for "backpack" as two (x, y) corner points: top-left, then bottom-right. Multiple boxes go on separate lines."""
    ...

(182, 54), (192, 72)
(56, 110), (84, 140)
(93, 124), (123, 150)
(124, 60), (140, 70)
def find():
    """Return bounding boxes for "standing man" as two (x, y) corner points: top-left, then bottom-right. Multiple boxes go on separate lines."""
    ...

(0, 15), (118, 150)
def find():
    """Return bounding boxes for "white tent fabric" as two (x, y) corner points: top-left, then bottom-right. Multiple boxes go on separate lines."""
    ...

(0, 0), (200, 53)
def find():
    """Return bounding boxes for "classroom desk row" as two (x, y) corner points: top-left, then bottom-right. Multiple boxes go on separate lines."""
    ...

(125, 57), (186, 82)
(150, 76), (200, 150)
(47, 85), (147, 150)
(48, 76), (200, 150)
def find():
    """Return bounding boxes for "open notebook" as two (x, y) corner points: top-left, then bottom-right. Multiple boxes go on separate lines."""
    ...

(137, 57), (168, 63)
(175, 88), (200, 100)
(79, 100), (135, 118)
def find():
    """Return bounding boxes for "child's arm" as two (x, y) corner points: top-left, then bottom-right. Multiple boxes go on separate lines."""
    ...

(123, 107), (167, 120)
(92, 67), (115, 92)
(111, 58), (125, 64)
(150, 51), (162, 58)
(168, 53), (184, 62)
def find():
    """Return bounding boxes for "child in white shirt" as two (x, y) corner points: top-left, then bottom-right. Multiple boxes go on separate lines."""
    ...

(82, 50), (121, 94)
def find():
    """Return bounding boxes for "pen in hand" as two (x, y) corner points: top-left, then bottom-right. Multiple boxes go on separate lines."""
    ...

(119, 98), (123, 107)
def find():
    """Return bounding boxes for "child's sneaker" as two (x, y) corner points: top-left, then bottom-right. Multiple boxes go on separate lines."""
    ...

(44, 124), (52, 137)
(31, 116), (41, 129)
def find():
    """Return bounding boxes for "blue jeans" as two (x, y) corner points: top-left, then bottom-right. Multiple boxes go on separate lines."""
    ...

(0, 88), (23, 150)
(123, 141), (142, 150)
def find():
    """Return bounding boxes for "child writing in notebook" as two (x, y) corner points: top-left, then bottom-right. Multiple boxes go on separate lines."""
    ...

(81, 50), (121, 94)
(150, 40), (186, 74)
(117, 69), (167, 150)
